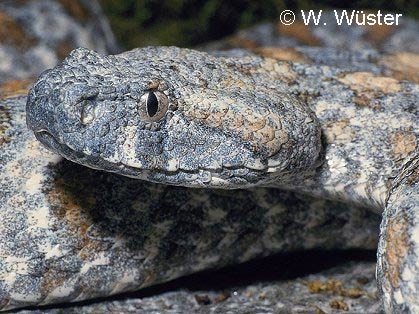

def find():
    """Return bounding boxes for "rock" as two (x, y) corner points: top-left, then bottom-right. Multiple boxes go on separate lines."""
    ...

(200, 11), (419, 86)
(0, 0), (118, 83)
(199, 11), (419, 54)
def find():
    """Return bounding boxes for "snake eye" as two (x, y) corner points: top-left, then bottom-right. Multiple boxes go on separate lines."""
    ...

(146, 92), (158, 117)
(138, 91), (169, 122)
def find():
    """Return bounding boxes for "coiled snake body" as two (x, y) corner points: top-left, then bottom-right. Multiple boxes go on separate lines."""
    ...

(26, 47), (418, 313)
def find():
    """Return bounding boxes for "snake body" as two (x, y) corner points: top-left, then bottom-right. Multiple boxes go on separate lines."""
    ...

(26, 47), (418, 313)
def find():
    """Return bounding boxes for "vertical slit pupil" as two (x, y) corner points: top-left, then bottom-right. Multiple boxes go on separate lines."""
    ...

(146, 92), (159, 117)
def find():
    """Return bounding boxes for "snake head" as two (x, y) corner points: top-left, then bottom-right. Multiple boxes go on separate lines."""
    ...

(26, 47), (321, 188)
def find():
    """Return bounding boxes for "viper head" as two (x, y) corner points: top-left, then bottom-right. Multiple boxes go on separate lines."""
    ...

(26, 47), (321, 188)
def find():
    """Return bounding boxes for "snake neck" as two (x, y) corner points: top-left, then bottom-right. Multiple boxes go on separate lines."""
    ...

(250, 59), (418, 211)
(279, 69), (417, 211)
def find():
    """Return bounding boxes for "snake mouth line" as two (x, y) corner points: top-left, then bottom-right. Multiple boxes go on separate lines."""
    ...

(34, 130), (94, 164)
(33, 130), (131, 176)
(32, 130), (210, 177)
(32, 131), (284, 190)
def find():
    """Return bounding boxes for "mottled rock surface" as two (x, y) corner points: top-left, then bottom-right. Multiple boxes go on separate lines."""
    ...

(0, 0), (118, 83)
(200, 11), (419, 54)
(201, 13), (419, 85)
(201, 11), (419, 86)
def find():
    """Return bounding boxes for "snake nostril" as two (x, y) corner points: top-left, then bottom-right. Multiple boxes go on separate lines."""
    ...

(80, 100), (96, 125)
(75, 87), (99, 125)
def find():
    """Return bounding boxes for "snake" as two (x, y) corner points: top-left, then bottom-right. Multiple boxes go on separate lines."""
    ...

(26, 46), (418, 313)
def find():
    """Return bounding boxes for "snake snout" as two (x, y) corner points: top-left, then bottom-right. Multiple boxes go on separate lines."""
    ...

(26, 85), (56, 136)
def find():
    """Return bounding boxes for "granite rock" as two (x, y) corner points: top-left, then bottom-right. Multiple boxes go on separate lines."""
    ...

(0, 0), (118, 83)
(200, 11), (419, 54)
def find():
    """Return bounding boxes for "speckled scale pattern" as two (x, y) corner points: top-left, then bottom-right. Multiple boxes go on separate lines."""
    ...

(20, 262), (380, 314)
(377, 157), (419, 313)
(285, 63), (417, 209)
(26, 47), (418, 209)
(0, 96), (380, 311)
(25, 45), (419, 314)
(26, 47), (322, 188)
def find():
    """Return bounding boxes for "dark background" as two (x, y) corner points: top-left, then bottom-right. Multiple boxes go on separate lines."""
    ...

(101, 0), (418, 49)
